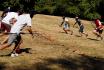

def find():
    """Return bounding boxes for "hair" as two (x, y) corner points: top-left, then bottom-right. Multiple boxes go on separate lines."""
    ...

(62, 16), (65, 19)
(29, 10), (36, 18)
(17, 9), (24, 15)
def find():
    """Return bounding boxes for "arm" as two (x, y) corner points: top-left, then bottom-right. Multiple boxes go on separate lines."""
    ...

(73, 18), (78, 27)
(27, 26), (34, 38)
(60, 20), (64, 27)
(73, 22), (77, 27)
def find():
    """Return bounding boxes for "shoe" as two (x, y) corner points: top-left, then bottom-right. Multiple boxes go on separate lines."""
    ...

(11, 53), (19, 57)
(11, 53), (15, 57)
(15, 53), (19, 56)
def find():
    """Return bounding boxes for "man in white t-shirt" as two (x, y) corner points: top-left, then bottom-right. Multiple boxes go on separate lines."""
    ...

(0, 11), (34, 57)
(60, 16), (73, 34)
(0, 12), (18, 33)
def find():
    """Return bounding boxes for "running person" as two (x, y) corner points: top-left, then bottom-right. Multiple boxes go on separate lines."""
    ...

(0, 12), (18, 33)
(60, 16), (73, 34)
(0, 10), (34, 57)
(0, 10), (23, 33)
(93, 18), (104, 40)
(73, 16), (88, 37)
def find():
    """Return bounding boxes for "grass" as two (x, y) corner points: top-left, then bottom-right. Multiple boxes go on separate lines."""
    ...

(0, 14), (104, 70)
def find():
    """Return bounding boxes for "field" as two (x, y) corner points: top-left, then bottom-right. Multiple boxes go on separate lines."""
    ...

(0, 14), (104, 70)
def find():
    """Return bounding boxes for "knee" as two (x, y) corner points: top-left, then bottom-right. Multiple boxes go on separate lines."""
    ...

(93, 30), (97, 34)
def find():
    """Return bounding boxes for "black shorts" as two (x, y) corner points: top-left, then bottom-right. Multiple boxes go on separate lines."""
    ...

(96, 28), (103, 34)
(79, 25), (84, 33)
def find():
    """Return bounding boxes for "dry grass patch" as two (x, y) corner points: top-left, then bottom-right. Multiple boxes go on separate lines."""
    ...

(0, 14), (104, 70)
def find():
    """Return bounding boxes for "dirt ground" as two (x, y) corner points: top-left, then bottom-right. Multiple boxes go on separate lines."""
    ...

(0, 14), (104, 70)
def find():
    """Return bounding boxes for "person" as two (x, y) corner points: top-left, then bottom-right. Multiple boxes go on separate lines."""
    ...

(73, 16), (88, 37)
(0, 10), (22, 33)
(0, 10), (34, 57)
(92, 18), (104, 40)
(60, 16), (73, 34)
(1, 7), (11, 19)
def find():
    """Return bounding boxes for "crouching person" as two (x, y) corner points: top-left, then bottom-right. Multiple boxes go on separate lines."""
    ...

(0, 10), (34, 57)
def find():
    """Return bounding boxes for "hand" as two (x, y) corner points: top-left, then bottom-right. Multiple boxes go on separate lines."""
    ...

(32, 34), (34, 38)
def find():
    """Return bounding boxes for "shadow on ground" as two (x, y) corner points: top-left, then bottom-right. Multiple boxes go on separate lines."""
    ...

(87, 38), (99, 41)
(13, 54), (104, 70)
(0, 62), (6, 70)
(0, 48), (32, 57)
(17, 48), (32, 54)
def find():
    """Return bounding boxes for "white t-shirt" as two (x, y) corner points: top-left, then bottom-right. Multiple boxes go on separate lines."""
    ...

(2, 12), (18, 24)
(65, 18), (68, 22)
(10, 14), (32, 34)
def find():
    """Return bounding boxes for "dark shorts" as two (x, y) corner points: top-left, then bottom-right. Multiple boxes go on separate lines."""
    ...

(63, 23), (69, 30)
(96, 28), (103, 34)
(79, 25), (84, 33)
(8, 34), (21, 46)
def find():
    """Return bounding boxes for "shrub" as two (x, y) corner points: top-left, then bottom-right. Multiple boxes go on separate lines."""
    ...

(85, 12), (100, 20)
(66, 6), (80, 16)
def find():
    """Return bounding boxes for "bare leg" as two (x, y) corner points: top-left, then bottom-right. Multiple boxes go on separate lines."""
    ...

(67, 30), (73, 35)
(79, 32), (83, 37)
(93, 30), (99, 36)
(63, 28), (68, 34)
(11, 35), (22, 53)
(0, 43), (11, 50)
(82, 32), (88, 37)
(93, 30), (102, 39)
(97, 33), (103, 40)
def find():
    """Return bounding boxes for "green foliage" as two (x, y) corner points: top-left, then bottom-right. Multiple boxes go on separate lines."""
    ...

(0, 0), (104, 20)
(53, 4), (67, 16)
(86, 12), (100, 20)
(66, 6), (80, 16)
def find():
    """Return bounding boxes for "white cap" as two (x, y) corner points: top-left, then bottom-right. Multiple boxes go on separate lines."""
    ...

(65, 18), (68, 21)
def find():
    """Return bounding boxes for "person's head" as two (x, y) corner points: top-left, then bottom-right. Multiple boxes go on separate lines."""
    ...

(29, 10), (36, 18)
(62, 16), (65, 20)
(17, 9), (24, 15)
(8, 7), (10, 10)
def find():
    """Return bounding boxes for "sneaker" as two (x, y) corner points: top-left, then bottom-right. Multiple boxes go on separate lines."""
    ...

(14, 53), (19, 56)
(11, 53), (19, 57)
(11, 53), (15, 57)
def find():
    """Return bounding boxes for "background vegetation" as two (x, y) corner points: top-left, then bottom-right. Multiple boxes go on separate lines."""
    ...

(0, 0), (104, 20)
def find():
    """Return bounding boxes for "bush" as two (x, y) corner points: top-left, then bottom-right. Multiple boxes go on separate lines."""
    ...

(85, 12), (100, 20)
(41, 6), (55, 15)
(66, 6), (80, 16)
(53, 4), (67, 16)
